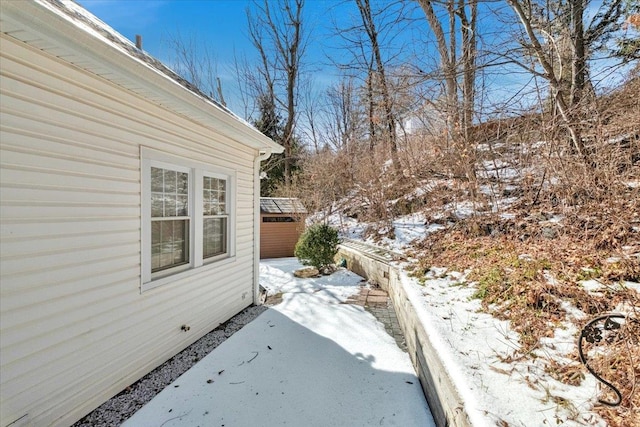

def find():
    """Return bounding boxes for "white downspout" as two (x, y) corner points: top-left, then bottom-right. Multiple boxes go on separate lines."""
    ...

(253, 149), (273, 305)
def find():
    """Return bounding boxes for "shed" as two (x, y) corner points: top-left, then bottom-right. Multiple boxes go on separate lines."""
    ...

(0, 1), (282, 426)
(260, 197), (307, 259)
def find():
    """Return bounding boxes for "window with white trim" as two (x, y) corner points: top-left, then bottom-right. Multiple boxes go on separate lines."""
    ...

(151, 166), (190, 272)
(142, 149), (235, 290)
(203, 175), (228, 259)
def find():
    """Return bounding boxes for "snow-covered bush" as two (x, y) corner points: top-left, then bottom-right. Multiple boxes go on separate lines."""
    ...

(294, 224), (339, 269)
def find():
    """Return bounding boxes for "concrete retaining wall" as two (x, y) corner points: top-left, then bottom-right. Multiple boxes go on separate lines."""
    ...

(337, 245), (391, 289)
(337, 244), (472, 427)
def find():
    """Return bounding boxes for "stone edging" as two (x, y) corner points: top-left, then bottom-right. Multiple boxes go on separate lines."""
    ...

(337, 243), (473, 427)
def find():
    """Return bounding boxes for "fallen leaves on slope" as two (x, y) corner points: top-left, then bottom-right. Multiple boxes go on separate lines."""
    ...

(407, 212), (640, 426)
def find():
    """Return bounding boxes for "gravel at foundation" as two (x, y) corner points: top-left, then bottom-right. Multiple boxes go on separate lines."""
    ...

(73, 305), (268, 427)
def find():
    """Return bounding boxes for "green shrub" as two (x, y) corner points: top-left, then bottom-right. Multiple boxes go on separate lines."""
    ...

(294, 223), (339, 269)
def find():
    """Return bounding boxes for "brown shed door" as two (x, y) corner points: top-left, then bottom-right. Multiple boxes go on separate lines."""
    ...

(260, 215), (304, 258)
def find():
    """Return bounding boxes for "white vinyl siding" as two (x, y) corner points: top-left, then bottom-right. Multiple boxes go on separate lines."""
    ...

(0, 33), (258, 427)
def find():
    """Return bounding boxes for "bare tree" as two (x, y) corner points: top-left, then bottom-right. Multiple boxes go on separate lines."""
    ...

(165, 32), (227, 106)
(355, 0), (400, 164)
(247, 0), (308, 187)
(324, 77), (365, 153)
(300, 82), (321, 154)
(331, 1), (412, 172)
(504, 0), (627, 163)
(416, 0), (478, 184)
(507, 0), (585, 159)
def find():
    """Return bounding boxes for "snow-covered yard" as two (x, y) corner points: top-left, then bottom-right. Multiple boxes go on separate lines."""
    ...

(123, 258), (435, 426)
(81, 218), (637, 427)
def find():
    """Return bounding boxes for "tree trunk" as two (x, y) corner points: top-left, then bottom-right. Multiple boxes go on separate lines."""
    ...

(417, 0), (480, 184)
(247, 0), (306, 187)
(366, 69), (376, 151)
(457, 0), (478, 183)
(417, 0), (459, 140)
(506, 0), (589, 163)
(571, 0), (586, 107)
(356, 0), (401, 173)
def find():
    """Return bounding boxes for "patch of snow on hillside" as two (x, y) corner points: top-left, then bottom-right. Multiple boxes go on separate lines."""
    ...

(478, 159), (521, 180)
(624, 281), (640, 293)
(388, 213), (444, 251)
(322, 211), (366, 240)
(581, 279), (604, 292)
(402, 269), (607, 427)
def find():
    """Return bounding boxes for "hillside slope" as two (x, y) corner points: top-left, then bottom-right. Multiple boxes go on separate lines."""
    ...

(308, 73), (640, 426)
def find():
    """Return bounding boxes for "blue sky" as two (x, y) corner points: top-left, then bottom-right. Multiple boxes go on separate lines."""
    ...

(78, 1), (266, 59)
(73, 1), (553, 116)
(76, 1), (633, 124)
(77, 0), (348, 115)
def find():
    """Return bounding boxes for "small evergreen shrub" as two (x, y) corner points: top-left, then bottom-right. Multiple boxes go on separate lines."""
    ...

(294, 223), (339, 269)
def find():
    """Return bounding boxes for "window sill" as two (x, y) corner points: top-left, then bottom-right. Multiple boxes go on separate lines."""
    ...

(141, 256), (236, 293)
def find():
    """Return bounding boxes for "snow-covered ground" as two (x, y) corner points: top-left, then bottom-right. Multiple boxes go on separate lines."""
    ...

(402, 269), (607, 426)
(124, 258), (435, 426)
(326, 210), (638, 426)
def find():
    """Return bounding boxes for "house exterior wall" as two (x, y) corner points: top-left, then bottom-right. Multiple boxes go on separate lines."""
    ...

(0, 34), (258, 426)
(259, 215), (305, 259)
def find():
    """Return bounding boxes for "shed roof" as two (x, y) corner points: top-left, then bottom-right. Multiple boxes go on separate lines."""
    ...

(1, 0), (283, 155)
(260, 198), (307, 214)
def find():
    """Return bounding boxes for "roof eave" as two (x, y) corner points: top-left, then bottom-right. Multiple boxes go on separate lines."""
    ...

(1, 0), (283, 154)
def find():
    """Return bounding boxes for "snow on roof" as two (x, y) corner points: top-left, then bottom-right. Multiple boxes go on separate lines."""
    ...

(31, 0), (265, 135)
(39, 0), (226, 111)
(260, 198), (307, 214)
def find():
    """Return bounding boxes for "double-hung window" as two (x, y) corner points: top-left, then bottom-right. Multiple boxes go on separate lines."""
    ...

(203, 175), (228, 259)
(142, 149), (234, 290)
(151, 166), (190, 273)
